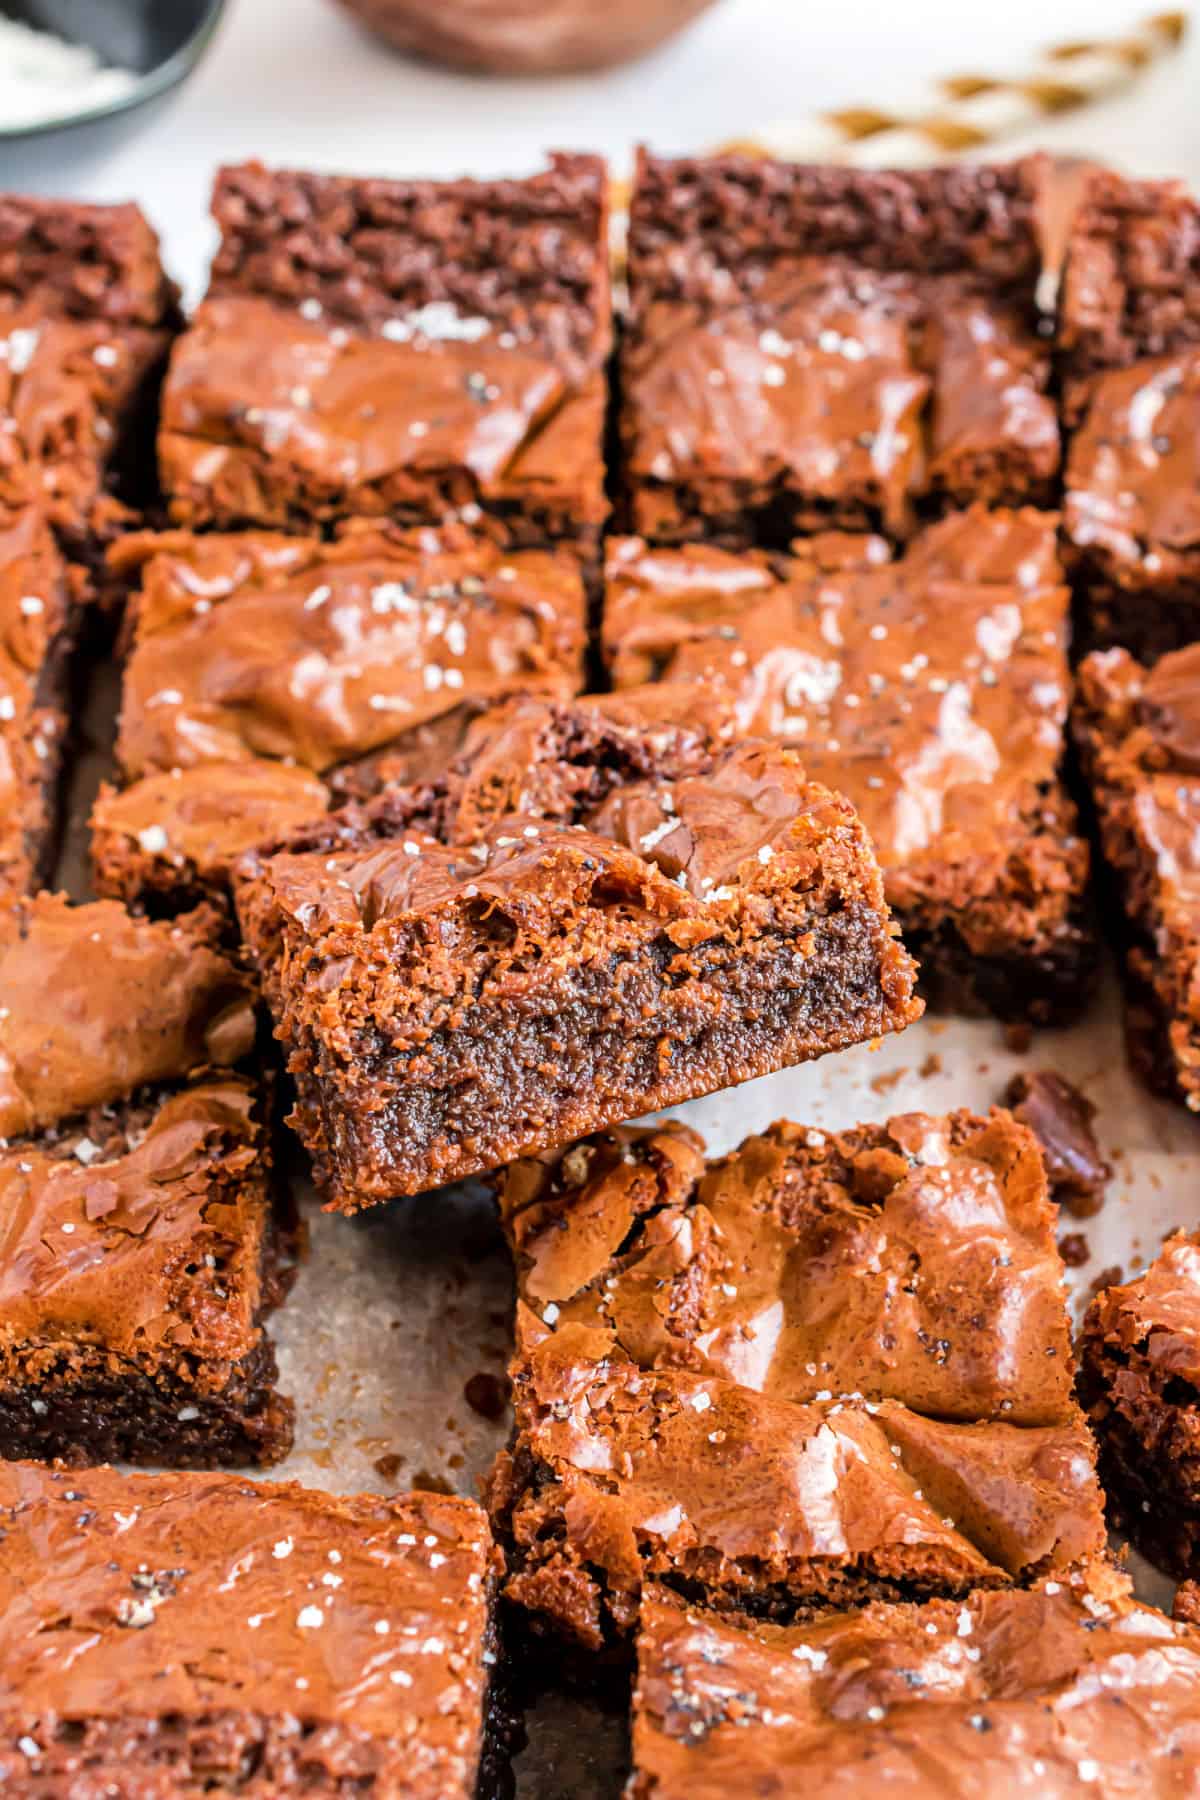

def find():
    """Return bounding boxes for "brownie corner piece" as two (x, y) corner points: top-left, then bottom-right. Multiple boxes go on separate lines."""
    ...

(628, 1566), (1200, 1795)
(1079, 1232), (1200, 1577)
(0, 1072), (295, 1469)
(1060, 168), (1200, 658)
(0, 192), (179, 560)
(0, 1463), (500, 1798)
(239, 728), (921, 1208)
(488, 1106), (1103, 1655)
(620, 153), (1054, 545)
(160, 154), (611, 549)
(1073, 640), (1200, 1107)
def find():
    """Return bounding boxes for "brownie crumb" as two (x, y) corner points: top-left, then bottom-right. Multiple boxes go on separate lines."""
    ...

(1088, 1264), (1124, 1298)
(373, 1452), (405, 1484)
(1003, 1071), (1110, 1216)
(1059, 1232), (1090, 1268)
(870, 1066), (907, 1096)
(918, 1052), (943, 1079)
(464, 1372), (510, 1421)
(1004, 1022), (1034, 1054)
(412, 1468), (455, 1496)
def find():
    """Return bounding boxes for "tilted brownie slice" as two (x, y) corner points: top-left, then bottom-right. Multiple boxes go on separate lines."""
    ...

(621, 153), (1057, 545)
(236, 705), (920, 1208)
(0, 895), (295, 1467)
(1060, 170), (1200, 660)
(159, 156), (611, 554)
(0, 191), (179, 569)
(1074, 642), (1200, 1107)
(629, 1568), (1200, 1796)
(1080, 1234), (1200, 1578)
(487, 1110), (1104, 1652)
(0, 1462), (500, 1798)
(603, 509), (1093, 1024)
(0, 508), (84, 906)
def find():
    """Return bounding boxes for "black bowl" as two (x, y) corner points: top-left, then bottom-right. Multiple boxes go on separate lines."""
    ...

(0, 0), (226, 146)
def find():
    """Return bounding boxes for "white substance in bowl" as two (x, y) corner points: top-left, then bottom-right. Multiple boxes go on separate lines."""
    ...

(0, 16), (138, 129)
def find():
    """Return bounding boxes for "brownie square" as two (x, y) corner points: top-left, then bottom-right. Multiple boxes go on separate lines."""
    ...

(1073, 642), (1200, 1106)
(0, 193), (179, 567)
(0, 1461), (499, 1797)
(1080, 1234), (1200, 1577)
(236, 698), (921, 1208)
(1060, 170), (1200, 659)
(488, 1111), (1105, 1652)
(93, 524), (586, 916)
(621, 154), (1056, 546)
(0, 895), (294, 1468)
(603, 508), (1093, 1023)
(629, 1568), (1200, 1795)
(0, 508), (83, 905)
(159, 156), (611, 554)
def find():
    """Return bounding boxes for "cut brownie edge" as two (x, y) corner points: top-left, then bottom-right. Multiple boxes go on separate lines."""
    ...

(1080, 1235), (1200, 1577)
(298, 903), (918, 1206)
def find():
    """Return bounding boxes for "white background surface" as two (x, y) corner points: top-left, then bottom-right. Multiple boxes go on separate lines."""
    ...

(7, 0), (1200, 298)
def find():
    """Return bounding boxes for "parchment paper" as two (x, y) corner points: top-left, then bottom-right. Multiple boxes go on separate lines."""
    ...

(59, 653), (1193, 1796)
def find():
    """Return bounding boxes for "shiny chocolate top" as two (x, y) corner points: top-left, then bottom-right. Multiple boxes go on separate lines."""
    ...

(0, 508), (75, 902)
(499, 1110), (1075, 1427)
(631, 1570), (1200, 1797)
(604, 511), (1071, 878)
(0, 1460), (495, 1794)
(114, 527), (585, 780)
(0, 1078), (270, 1370)
(1074, 644), (1200, 1008)
(0, 896), (255, 1140)
(1065, 349), (1200, 576)
(91, 760), (332, 906)
(247, 742), (884, 949)
(1085, 1231), (1200, 1388)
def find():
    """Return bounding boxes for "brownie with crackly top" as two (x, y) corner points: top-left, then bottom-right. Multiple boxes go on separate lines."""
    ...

(0, 192), (179, 570)
(235, 697), (920, 1209)
(1060, 170), (1200, 660)
(486, 1109), (1104, 1653)
(1074, 641), (1200, 1108)
(91, 523), (586, 918)
(0, 1461), (500, 1797)
(628, 1567), (1200, 1797)
(0, 894), (294, 1468)
(603, 508), (1093, 1023)
(1080, 1234), (1200, 1578)
(621, 152), (1057, 546)
(158, 157), (610, 555)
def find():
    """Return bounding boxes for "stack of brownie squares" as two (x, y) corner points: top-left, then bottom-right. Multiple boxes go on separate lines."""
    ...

(8, 142), (1200, 1792)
